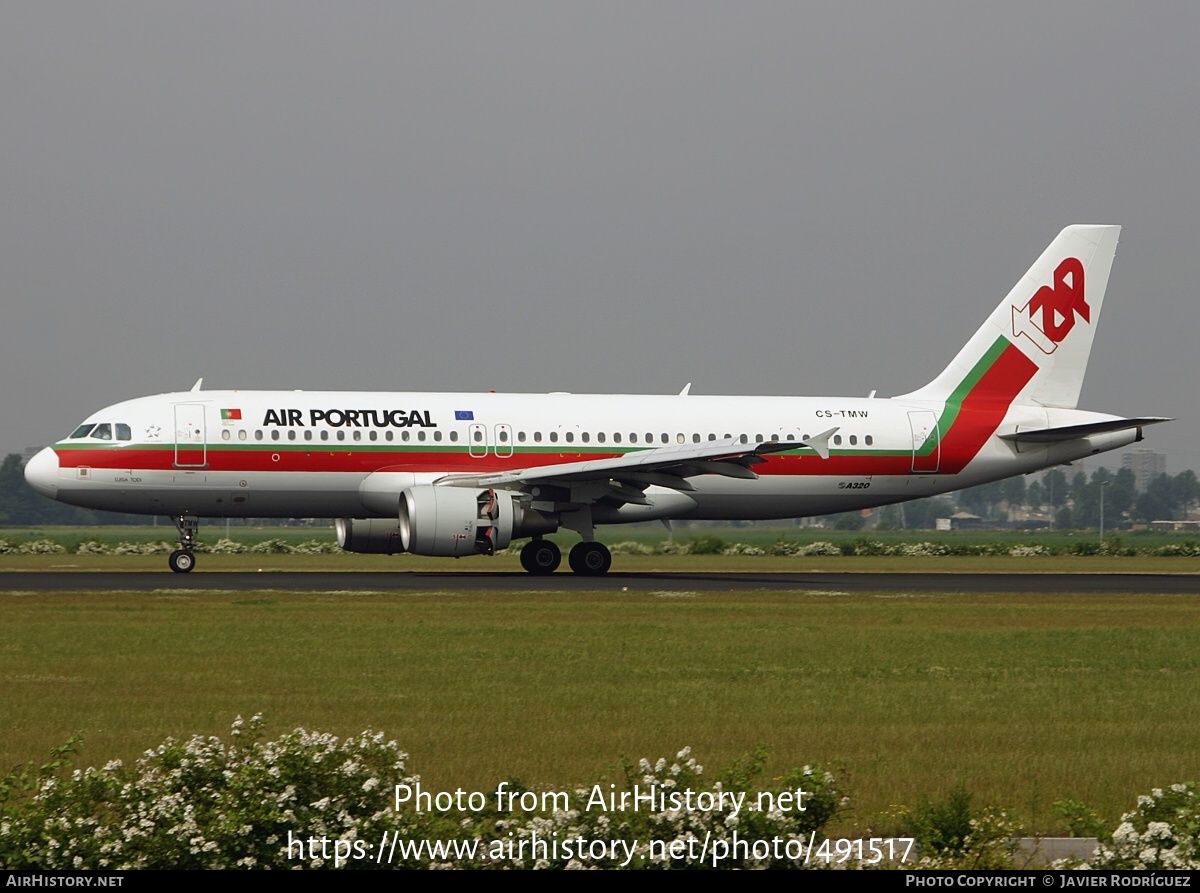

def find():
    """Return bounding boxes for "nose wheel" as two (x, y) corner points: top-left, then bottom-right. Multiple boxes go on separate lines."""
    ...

(169, 514), (200, 573)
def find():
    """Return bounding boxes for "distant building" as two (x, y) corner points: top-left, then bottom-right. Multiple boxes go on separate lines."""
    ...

(1122, 449), (1166, 492)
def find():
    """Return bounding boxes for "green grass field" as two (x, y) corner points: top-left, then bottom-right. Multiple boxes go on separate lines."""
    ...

(3, 583), (1200, 836)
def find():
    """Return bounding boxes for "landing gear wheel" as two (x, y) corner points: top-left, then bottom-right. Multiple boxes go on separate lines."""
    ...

(171, 514), (201, 573)
(568, 542), (612, 576)
(520, 539), (561, 575)
(168, 549), (196, 574)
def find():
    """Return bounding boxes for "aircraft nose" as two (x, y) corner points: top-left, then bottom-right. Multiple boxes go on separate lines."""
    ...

(24, 447), (60, 500)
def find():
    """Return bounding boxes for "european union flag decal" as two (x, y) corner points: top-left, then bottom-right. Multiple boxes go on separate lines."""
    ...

(455, 410), (474, 421)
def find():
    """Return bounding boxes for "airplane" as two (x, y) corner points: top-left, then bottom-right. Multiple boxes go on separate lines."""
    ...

(24, 225), (1168, 575)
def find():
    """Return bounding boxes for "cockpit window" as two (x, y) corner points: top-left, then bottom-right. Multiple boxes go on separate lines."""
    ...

(91, 424), (112, 440)
(70, 424), (95, 439)
(116, 423), (131, 441)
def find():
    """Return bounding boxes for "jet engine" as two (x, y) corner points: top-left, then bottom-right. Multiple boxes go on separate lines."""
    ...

(398, 485), (556, 557)
(338, 486), (556, 557)
(335, 518), (404, 554)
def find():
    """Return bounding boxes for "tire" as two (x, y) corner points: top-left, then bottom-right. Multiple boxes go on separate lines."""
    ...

(168, 549), (196, 573)
(568, 542), (612, 576)
(520, 540), (561, 574)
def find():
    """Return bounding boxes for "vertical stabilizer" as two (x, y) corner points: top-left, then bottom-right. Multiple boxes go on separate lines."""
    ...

(898, 225), (1120, 409)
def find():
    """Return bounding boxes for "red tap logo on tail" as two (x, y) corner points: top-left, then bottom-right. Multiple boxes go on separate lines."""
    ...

(1011, 257), (1089, 354)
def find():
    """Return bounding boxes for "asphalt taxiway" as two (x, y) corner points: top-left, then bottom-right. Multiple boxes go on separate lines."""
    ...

(1, 571), (1198, 594)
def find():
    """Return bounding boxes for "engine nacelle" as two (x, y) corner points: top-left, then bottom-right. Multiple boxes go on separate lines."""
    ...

(335, 518), (405, 554)
(399, 485), (519, 557)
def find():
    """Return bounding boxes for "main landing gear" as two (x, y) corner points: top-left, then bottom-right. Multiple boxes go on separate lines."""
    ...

(169, 514), (199, 574)
(568, 541), (612, 575)
(519, 538), (561, 574)
(519, 539), (613, 575)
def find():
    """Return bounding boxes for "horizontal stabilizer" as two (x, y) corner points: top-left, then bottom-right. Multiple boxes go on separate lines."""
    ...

(999, 417), (1172, 444)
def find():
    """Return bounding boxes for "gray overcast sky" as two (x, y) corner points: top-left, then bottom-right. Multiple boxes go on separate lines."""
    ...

(3, 2), (1196, 471)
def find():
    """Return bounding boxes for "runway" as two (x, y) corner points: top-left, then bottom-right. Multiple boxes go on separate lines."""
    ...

(1, 571), (1198, 594)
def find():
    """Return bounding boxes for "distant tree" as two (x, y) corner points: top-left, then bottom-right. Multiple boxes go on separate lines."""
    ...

(901, 496), (956, 530)
(833, 513), (866, 531)
(955, 480), (1007, 519)
(999, 475), (1027, 515)
(0, 453), (97, 525)
(1042, 469), (1069, 510)
(1174, 470), (1199, 517)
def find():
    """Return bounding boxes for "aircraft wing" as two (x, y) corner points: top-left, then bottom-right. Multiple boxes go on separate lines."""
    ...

(434, 428), (839, 496)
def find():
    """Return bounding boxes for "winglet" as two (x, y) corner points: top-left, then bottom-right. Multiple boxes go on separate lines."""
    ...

(679, 383), (692, 396)
(190, 378), (204, 392)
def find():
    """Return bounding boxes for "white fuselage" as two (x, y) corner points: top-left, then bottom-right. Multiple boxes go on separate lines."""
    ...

(25, 388), (1136, 523)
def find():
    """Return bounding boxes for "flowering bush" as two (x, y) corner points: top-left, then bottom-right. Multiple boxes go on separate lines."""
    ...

(797, 541), (844, 556)
(1, 726), (840, 870)
(608, 541), (656, 556)
(0, 716), (433, 870)
(111, 541), (174, 555)
(17, 539), (67, 555)
(1083, 783), (1200, 869)
(1009, 545), (1049, 557)
(722, 543), (765, 556)
(465, 747), (841, 869)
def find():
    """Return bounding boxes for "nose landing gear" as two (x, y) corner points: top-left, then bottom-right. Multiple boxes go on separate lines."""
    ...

(169, 514), (200, 573)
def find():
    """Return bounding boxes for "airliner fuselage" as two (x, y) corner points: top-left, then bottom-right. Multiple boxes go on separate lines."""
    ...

(24, 225), (1166, 574)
